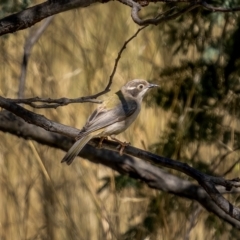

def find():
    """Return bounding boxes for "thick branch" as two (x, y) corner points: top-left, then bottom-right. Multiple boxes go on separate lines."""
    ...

(0, 110), (240, 228)
(0, 96), (240, 222)
(0, 96), (77, 137)
(1, 0), (240, 36)
(0, 0), (98, 36)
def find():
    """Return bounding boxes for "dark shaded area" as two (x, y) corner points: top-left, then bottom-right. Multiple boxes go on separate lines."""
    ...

(135, 4), (240, 238)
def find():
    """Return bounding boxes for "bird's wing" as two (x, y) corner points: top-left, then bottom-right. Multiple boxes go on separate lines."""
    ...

(78, 94), (138, 137)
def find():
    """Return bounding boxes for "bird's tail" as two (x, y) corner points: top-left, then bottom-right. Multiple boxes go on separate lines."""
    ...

(61, 134), (93, 165)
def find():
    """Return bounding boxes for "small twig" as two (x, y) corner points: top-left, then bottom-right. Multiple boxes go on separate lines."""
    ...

(87, 25), (148, 99)
(9, 25), (147, 108)
(211, 146), (240, 173)
(107, 25), (148, 89)
(223, 158), (240, 177)
(119, 0), (240, 26)
(6, 96), (102, 109)
(119, 0), (201, 25)
(135, 3), (200, 25)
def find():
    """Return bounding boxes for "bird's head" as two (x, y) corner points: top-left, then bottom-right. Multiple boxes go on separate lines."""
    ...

(122, 79), (158, 100)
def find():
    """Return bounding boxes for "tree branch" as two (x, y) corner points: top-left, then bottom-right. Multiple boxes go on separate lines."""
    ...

(1, 0), (240, 36)
(119, 0), (201, 25)
(88, 25), (148, 99)
(0, 0), (99, 36)
(0, 109), (240, 228)
(6, 25), (147, 108)
(126, 0), (240, 26)
(0, 96), (240, 222)
(6, 96), (102, 109)
(0, 96), (77, 137)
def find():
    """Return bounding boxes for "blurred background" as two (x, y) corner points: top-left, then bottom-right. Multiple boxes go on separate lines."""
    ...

(0, 0), (240, 239)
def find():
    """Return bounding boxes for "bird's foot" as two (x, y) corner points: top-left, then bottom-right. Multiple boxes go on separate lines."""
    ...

(110, 136), (130, 155)
(97, 136), (108, 149)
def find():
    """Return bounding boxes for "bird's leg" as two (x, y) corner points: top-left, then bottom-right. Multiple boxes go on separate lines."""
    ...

(110, 136), (130, 155)
(97, 136), (108, 149)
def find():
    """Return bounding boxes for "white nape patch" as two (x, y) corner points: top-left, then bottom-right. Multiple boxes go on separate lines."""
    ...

(126, 86), (137, 90)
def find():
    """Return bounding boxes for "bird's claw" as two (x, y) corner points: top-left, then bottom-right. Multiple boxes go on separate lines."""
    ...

(97, 136), (108, 149)
(110, 136), (131, 155)
(116, 141), (131, 155)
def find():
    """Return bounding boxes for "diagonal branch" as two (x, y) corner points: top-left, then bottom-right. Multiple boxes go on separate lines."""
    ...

(0, 96), (78, 137)
(105, 25), (148, 91)
(93, 140), (240, 222)
(6, 26), (147, 108)
(0, 0), (99, 36)
(130, 1), (201, 25)
(1, 109), (240, 228)
(0, 95), (240, 222)
(1, 0), (240, 36)
(119, 0), (240, 26)
(88, 25), (148, 99)
(0, 0), (240, 36)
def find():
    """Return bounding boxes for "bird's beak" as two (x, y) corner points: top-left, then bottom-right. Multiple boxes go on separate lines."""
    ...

(148, 83), (158, 88)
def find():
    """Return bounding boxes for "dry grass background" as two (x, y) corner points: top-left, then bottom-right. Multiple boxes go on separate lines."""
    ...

(0, 2), (239, 240)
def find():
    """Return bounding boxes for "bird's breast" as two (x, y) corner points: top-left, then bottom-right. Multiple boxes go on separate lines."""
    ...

(103, 105), (141, 136)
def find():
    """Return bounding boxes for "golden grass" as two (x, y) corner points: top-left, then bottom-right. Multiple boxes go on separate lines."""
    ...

(0, 2), (240, 240)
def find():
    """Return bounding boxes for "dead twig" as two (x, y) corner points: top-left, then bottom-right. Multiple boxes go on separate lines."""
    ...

(8, 25), (147, 108)
(6, 96), (102, 109)
(88, 25), (148, 99)
(119, 0), (240, 26)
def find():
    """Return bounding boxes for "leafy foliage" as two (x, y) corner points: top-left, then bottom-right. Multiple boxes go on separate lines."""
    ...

(150, 4), (240, 157)
(1, 1), (240, 239)
(107, 4), (240, 239)
(0, 0), (31, 18)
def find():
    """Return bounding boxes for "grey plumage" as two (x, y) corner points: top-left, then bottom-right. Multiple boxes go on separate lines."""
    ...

(61, 79), (158, 165)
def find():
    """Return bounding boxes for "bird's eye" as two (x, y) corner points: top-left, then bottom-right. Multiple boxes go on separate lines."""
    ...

(138, 84), (144, 89)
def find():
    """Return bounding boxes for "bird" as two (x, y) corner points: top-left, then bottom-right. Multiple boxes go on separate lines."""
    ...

(61, 79), (158, 165)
